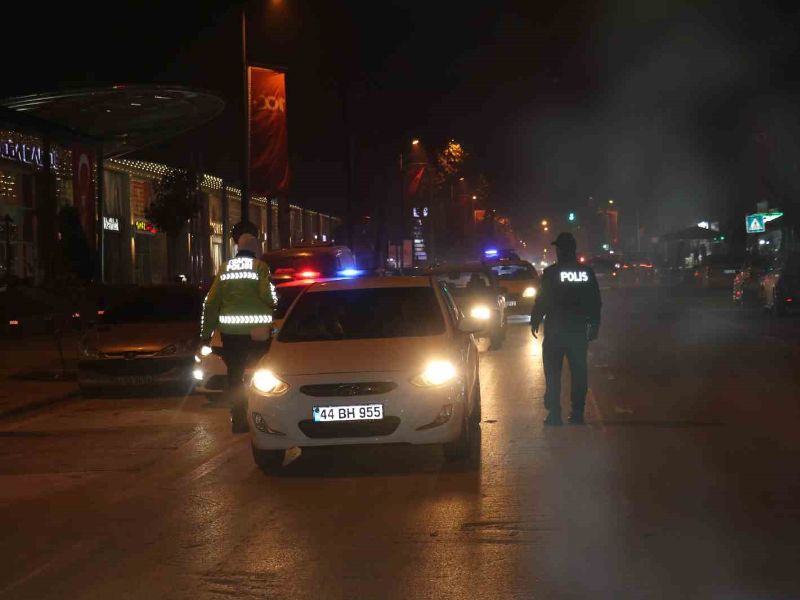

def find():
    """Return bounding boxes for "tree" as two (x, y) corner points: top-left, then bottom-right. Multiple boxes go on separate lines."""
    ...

(433, 140), (466, 190)
(146, 169), (200, 281)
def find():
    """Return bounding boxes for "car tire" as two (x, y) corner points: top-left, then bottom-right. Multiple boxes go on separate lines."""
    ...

(79, 384), (102, 398)
(444, 396), (474, 461)
(489, 328), (504, 350)
(469, 371), (482, 426)
(252, 446), (284, 474)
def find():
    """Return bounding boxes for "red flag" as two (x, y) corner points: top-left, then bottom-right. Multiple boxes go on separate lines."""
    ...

(249, 66), (290, 196)
(72, 145), (95, 248)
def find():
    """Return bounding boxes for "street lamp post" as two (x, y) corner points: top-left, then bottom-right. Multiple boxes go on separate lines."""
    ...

(241, 7), (250, 231)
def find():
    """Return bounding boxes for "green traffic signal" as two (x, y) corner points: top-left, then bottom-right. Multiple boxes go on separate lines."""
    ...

(568, 212), (576, 222)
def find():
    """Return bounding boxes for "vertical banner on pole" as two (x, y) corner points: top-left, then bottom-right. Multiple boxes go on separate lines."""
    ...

(248, 66), (289, 197)
(72, 145), (96, 249)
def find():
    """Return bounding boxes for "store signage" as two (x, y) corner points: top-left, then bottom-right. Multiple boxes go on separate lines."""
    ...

(0, 140), (58, 168)
(210, 221), (223, 236)
(134, 220), (158, 234)
(103, 217), (120, 231)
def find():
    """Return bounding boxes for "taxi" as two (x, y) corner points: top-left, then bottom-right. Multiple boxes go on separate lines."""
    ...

(483, 257), (540, 316)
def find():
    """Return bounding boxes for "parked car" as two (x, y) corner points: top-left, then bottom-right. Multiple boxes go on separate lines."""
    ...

(264, 245), (357, 282)
(247, 276), (483, 472)
(483, 258), (539, 316)
(427, 263), (507, 350)
(760, 253), (800, 316)
(77, 285), (204, 396)
(733, 255), (771, 305)
(699, 255), (740, 289)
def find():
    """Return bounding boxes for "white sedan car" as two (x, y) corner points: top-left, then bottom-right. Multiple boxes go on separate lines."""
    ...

(246, 276), (483, 471)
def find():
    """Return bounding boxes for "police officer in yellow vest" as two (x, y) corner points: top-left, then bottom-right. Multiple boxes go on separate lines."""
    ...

(201, 232), (276, 433)
(531, 232), (601, 426)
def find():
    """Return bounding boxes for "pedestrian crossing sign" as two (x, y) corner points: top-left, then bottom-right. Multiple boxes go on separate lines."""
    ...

(746, 214), (765, 233)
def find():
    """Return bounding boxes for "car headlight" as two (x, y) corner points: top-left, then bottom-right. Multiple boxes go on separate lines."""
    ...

(192, 368), (204, 381)
(522, 287), (536, 298)
(252, 369), (290, 396)
(411, 360), (458, 387)
(469, 305), (491, 320)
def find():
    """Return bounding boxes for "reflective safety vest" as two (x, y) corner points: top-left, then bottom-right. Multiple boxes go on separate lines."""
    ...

(201, 254), (276, 338)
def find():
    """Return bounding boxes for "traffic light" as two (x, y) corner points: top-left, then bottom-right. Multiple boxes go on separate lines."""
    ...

(568, 212), (576, 222)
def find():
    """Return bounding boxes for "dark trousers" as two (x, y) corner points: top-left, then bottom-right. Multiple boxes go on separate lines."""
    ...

(542, 334), (588, 415)
(221, 334), (269, 416)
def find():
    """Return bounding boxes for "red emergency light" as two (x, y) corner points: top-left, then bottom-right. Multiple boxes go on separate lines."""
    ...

(297, 270), (321, 280)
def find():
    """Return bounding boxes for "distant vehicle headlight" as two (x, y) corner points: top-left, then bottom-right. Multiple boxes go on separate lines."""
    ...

(200, 345), (213, 357)
(469, 305), (492, 320)
(80, 344), (102, 358)
(411, 360), (458, 387)
(252, 369), (290, 396)
(522, 287), (536, 298)
(192, 368), (204, 381)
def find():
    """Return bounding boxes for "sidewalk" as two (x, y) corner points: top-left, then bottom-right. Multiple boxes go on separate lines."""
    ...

(0, 333), (80, 419)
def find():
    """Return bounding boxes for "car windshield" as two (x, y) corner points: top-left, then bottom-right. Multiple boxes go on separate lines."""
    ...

(490, 263), (537, 280)
(279, 286), (445, 342)
(101, 288), (203, 324)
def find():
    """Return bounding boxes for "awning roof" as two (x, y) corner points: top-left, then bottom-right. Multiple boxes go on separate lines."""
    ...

(1, 85), (224, 158)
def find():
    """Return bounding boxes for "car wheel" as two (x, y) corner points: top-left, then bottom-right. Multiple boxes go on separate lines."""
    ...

(469, 370), (482, 426)
(443, 395), (474, 461)
(252, 445), (284, 474)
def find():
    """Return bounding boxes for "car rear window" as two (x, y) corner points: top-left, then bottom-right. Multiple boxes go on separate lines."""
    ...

(101, 288), (203, 324)
(433, 271), (492, 290)
(279, 287), (445, 342)
(275, 285), (308, 319)
(490, 263), (537, 280)
(266, 255), (338, 277)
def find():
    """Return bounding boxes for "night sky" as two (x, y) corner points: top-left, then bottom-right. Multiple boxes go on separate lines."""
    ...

(4, 0), (800, 247)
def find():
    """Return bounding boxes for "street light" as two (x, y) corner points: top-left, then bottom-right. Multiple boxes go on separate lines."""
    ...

(541, 220), (548, 227)
(608, 199), (614, 205)
(411, 139), (420, 146)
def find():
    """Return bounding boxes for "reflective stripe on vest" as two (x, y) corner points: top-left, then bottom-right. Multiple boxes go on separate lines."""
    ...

(220, 271), (258, 281)
(219, 314), (272, 325)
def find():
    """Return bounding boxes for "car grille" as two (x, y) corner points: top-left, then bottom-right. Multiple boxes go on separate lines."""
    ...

(506, 293), (520, 302)
(299, 382), (397, 397)
(79, 357), (191, 376)
(297, 417), (401, 438)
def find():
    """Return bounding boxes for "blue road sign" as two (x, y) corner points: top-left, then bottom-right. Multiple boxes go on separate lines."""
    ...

(746, 214), (765, 233)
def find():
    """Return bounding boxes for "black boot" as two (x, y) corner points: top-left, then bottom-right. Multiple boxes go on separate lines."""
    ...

(568, 412), (585, 425)
(543, 412), (563, 426)
(231, 406), (249, 434)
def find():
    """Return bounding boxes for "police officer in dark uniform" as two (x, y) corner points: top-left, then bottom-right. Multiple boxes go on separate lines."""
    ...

(530, 232), (601, 425)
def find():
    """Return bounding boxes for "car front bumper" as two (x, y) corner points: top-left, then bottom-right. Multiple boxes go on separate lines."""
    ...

(248, 371), (467, 450)
(77, 356), (195, 387)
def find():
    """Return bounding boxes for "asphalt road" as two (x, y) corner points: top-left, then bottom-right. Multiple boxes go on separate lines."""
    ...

(0, 288), (798, 599)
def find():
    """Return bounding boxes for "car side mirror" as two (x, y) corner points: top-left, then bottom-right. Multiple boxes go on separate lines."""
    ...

(458, 317), (485, 334)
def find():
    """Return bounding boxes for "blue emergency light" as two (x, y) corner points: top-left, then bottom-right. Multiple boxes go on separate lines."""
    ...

(337, 269), (364, 277)
(484, 248), (499, 258)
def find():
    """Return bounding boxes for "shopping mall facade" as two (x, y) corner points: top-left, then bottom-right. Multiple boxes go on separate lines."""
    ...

(0, 87), (340, 286)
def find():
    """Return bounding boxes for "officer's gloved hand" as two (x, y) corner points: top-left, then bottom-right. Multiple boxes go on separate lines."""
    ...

(587, 323), (600, 342)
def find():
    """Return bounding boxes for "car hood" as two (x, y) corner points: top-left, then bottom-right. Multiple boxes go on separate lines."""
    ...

(265, 335), (453, 376)
(89, 322), (197, 354)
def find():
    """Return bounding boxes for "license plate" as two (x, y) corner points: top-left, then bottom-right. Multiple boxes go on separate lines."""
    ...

(114, 375), (153, 385)
(313, 404), (384, 422)
(507, 300), (517, 307)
